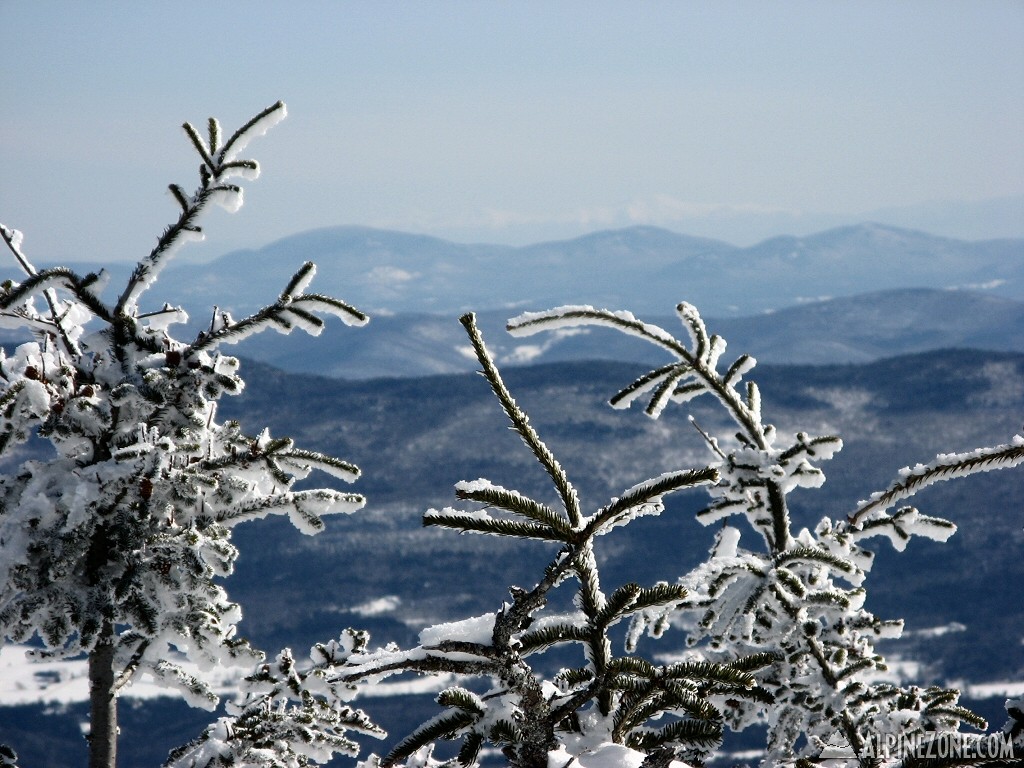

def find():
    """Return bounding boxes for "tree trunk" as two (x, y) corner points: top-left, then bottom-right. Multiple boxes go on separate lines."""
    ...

(88, 621), (117, 768)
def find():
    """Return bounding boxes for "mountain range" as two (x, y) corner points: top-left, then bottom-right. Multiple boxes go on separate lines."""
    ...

(149, 222), (1023, 320)
(6, 222), (1022, 380)
(133, 223), (1024, 379)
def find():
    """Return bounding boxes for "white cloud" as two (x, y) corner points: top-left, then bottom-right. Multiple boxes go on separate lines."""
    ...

(367, 266), (418, 285)
(624, 196), (796, 223)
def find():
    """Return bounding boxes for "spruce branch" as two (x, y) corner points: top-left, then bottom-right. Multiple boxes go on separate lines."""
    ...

(508, 303), (768, 449)
(455, 481), (573, 536)
(182, 120), (217, 171)
(216, 488), (365, 532)
(621, 583), (691, 617)
(509, 306), (688, 359)
(437, 686), (486, 716)
(0, 744), (18, 768)
(276, 447), (361, 483)
(462, 312), (582, 527)
(220, 99), (288, 159)
(626, 718), (722, 752)
(645, 364), (693, 418)
(518, 623), (592, 655)
(609, 362), (680, 410)
(116, 101), (287, 315)
(423, 509), (569, 541)
(186, 262), (367, 355)
(775, 546), (856, 576)
(382, 710), (478, 767)
(2, 102), (380, 768)
(596, 583), (644, 627)
(347, 315), (737, 765)
(850, 437), (1024, 523)
(0, 264), (115, 327)
(586, 468), (718, 538)
(509, 301), (1003, 765)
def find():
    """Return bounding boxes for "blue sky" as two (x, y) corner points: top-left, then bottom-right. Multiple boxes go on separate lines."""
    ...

(1, 1), (1022, 265)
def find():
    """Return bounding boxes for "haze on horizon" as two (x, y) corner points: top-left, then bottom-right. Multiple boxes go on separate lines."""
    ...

(1, 1), (1022, 266)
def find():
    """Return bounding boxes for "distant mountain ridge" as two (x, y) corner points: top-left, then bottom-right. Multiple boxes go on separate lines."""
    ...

(228, 287), (1024, 379)
(4, 223), (1022, 378)
(147, 222), (1023, 321)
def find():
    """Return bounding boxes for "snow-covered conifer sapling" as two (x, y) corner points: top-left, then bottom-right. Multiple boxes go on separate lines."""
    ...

(0, 102), (375, 768)
(507, 302), (1024, 767)
(320, 313), (777, 768)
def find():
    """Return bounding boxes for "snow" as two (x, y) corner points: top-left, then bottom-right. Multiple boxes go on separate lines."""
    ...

(955, 278), (1006, 291)
(3, 226), (24, 251)
(723, 354), (757, 387)
(508, 305), (682, 355)
(713, 525), (741, 559)
(505, 344), (546, 364)
(454, 478), (496, 494)
(0, 644), (461, 708)
(906, 622), (966, 639)
(361, 674), (459, 699)
(210, 185), (243, 213)
(547, 742), (694, 768)
(367, 266), (417, 285)
(859, 655), (922, 685)
(855, 436), (1024, 520)
(220, 101), (287, 158)
(418, 612), (496, 647)
(548, 743), (643, 768)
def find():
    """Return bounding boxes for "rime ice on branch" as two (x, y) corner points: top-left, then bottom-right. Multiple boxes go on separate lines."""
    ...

(0, 102), (371, 768)
(330, 313), (774, 768)
(509, 302), (1023, 767)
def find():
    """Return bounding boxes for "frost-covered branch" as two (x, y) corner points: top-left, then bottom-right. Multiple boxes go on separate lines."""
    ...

(512, 300), (1020, 766)
(186, 261), (368, 355)
(850, 436), (1024, 523)
(509, 303), (795, 554)
(509, 304), (765, 446)
(1, 225), (90, 355)
(461, 312), (582, 528)
(338, 314), (757, 768)
(0, 229), (115, 358)
(116, 101), (287, 315)
(167, 632), (384, 768)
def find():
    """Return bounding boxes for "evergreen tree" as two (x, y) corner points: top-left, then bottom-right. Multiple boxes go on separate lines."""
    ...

(507, 302), (1024, 766)
(286, 314), (776, 768)
(0, 102), (371, 768)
